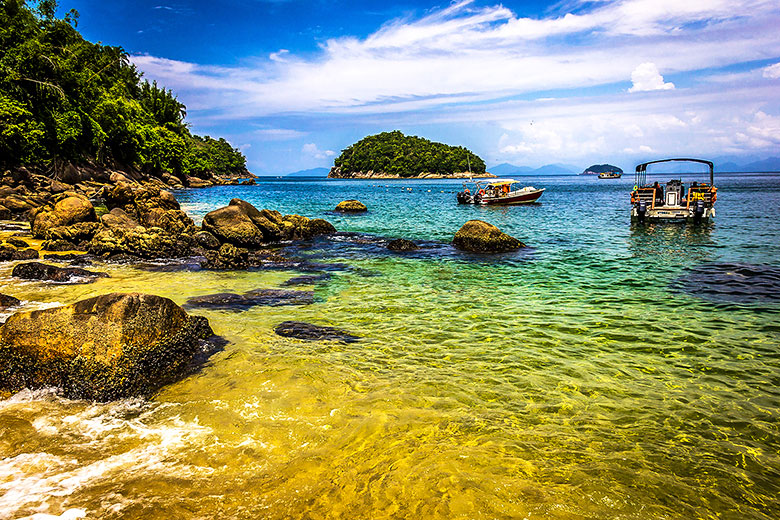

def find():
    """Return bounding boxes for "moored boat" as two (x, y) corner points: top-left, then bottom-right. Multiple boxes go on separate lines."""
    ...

(630, 158), (717, 223)
(457, 179), (545, 205)
(598, 171), (622, 179)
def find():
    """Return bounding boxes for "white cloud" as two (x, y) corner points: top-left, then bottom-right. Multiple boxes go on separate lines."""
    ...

(302, 143), (335, 160)
(269, 49), (290, 62)
(763, 62), (780, 79)
(254, 128), (305, 140)
(628, 62), (675, 92)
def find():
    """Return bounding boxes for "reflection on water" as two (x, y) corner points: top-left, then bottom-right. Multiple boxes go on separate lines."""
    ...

(1, 174), (779, 519)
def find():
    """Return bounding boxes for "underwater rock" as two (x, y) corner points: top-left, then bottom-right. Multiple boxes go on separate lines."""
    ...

(274, 320), (360, 343)
(281, 273), (332, 286)
(12, 261), (108, 283)
(452, 220), (524, 253)
(387, 238), (419, 251)
(672, 262), (780, 304)
(184, 289), (315, 311)
(334, 200), (367, 213)
(0, 293), (21, 309)
(0, 245), (39, 261)
(6, 237), (29, 248)
(0, 292), (219, 400)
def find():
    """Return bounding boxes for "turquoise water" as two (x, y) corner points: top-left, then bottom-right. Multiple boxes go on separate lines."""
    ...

(1, 174), (779, 519)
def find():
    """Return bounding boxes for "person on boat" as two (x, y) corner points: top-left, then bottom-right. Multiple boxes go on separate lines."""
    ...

(653, 181), (664, 206)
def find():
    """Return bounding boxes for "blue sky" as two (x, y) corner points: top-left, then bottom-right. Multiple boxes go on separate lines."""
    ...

(62, 0), (780, 174)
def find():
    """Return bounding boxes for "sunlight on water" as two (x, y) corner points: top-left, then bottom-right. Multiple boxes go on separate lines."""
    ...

(1, 174), (779, 519)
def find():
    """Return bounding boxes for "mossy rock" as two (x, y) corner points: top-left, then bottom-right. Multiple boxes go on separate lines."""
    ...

(334, 200), (367, 213)
(452, 220), (524, 253)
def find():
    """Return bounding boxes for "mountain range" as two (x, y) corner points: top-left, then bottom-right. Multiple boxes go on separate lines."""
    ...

(285, 167), (330, 177)
(488, 163), (581, 176)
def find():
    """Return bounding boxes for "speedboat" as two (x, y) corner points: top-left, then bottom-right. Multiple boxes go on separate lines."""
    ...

(457, 179), (545, 205)
(630, 158), (717, 223)
(598, 171), (622, 179)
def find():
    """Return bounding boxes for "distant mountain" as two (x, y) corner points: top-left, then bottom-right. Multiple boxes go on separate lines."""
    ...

(488, 163), (535, 176)
(286, 167), (330, 177)
(488, 162), (580, 176)
(742, 157), (780, 172)
(711, 156), (780, 172)
(717, 162), (741, 173)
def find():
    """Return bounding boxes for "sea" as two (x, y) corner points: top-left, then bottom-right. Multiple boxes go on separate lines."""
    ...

(1, 173), (779, 519)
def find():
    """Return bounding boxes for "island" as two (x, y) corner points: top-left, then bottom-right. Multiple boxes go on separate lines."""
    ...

(328, 131), (493, 179)
(581, 164), (624, 175)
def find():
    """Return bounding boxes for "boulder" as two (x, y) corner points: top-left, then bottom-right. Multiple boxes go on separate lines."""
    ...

(202, 206), (264, 247)
(0, 205), (11, 220)
(6, 238), (29, 248)
(44, 221), (100, 244)
(0, 293), (21, 309)
(193, 230), (220, 250)
(184, 288), (315, 311)
(0, 195), (33, 214)
(12, 262), (107, 283)
(452, 220), (524, 253)
(32, 194), (96, 238)
(0, 293), (218, 400)
(387, 238), (418, 251)
(89, 226), (193, 259)
(101, 208), (139, 230)
(228, 199), (282, 241)
(334, 200), (367, 212)
(40, 239), (79, 252)
(274, 321), (360, 343)
(202, 243), (250, 269)
(0, 245), (39, 261)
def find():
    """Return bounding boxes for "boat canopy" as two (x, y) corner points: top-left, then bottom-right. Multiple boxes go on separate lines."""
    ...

(484, 179), (519, 186)
(635, 158), (714, 187)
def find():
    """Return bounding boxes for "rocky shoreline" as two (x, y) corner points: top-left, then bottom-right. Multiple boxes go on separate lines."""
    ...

(327, 167), (496, 179)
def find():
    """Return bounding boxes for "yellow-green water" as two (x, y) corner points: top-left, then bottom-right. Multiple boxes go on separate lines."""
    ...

(1, 174), (779, 519)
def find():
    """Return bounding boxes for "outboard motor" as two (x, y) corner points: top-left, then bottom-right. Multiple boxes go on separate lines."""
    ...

(637, 201), (647, 223)
(457, 191), (472, 204)
(693, 199), (705, 223)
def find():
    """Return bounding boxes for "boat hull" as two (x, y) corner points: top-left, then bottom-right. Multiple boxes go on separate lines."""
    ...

(480, 189), (544, 205)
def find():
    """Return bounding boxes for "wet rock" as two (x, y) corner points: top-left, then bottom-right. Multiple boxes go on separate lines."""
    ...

(671, 262), (780, 304)
(202, 205), (265, 248)
(387, 238), (419, 251)
(334, 200), (367, 212)
(0, 195), (33, 214)
(0, 293), (219, 400)
(31, 194), (96, 238)
(6, 238), (29, 248)
(0, 294), (21, 309)
(184, 288), (315, 311)
(42, 253), (92, 264)
(44, 221), (100, 244)
(274, 321), (360, 343)
(452, 220), (524, 253)
(101, 208), (138, 230)
(309, 218), (337, 236)
(194, 230), (220, 250)
(281, 273), (332, 286)
(89, 226), (193, 259)
(0, 245), (39, 261)
(228, 199), (282, 242)
(41, 239), (80, 251)
(12, 262), (108, 283)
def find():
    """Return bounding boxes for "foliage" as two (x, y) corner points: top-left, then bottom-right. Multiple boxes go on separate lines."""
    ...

(583, 164), (623, 174)
(333, 131), (486, 178)
(0, 0), (246, 176)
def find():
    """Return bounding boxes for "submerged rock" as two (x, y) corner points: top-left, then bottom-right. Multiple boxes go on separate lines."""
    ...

(281, 273), (332, 286)
(334, 200), (367, 213)
(6, 238), (29, 248)
(0, 294), (21, 309)
(0, 245), (39, 261)
(387, 238), (419, 251)
(184, 289), (315, 311)
(671, 262), (780, 304)
(0, 293), (219, 400)
(274, 321), (360, 343)
(452, 220), (524, 253)
(12, 261), (108, 283)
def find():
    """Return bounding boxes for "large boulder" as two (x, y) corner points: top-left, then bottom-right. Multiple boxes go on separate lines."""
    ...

(0, 293), (218, 400)
(202, 206), (265, 247)
(0, 293), (21, 309)
(32, 194), (96, 238)
(452, 220), (524, 253)
(334, 200), (367, 212)
(89, 226), (193, 259)
(12, 261), (107, 283)
(0, 245), (39, 261)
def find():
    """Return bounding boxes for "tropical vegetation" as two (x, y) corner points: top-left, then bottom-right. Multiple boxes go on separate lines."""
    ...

(582, 164), (623, 174)
(333, 131), (485, 177)
(0, 0), (246, 177)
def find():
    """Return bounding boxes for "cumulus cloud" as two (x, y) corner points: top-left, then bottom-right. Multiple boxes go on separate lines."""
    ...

(302, 143), (335, 159)
(763, 62), (780, 79)
(628, 62), (675, 92)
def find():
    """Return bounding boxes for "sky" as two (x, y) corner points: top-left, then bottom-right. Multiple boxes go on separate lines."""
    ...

(60, 0), (780, 175)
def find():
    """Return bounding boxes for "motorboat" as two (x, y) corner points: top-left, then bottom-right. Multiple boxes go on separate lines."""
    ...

(630, 158), (717, 223)
(457, 179), (545, 205)
(598, 171), (622, 179)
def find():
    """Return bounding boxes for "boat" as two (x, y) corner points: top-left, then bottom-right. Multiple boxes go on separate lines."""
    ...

(457, 179), (545, 205)
(630, 158), (717, 223)
(598, 171), (622, 179)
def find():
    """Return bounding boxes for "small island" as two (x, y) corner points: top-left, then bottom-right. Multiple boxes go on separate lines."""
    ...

(328, 131), (493, 179)
(581, 164), (624, 175)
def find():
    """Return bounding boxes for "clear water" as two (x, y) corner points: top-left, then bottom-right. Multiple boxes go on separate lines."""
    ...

(1, 174), (779, 519)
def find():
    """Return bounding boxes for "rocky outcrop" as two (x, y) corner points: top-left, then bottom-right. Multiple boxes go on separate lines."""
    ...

(387, 238), (418, 251)
(452, 220), (524, 253)
(12, 261), (108, 283)
(31, 193), (97, 238)
(334, 200), (367, 213)
(274, 321), (360, 343)
(0, 293), (219, 400)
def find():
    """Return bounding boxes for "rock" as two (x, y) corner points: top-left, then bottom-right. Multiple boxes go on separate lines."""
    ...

(274, 321), (360, 343)
(334, 200), (367, 212)
(202, 206), (264, 248)
(44, 222), (100, 244)
(0, 205), (11, 220)
(89, 226), (193, 259)
(452, 220), (524, 253)
(0, 293), (219, 400)
(309, 219), (337, 236)
(228, 199), (282, 242)
(12, 262), (108, 283)
(184, 289), (315, 311)
(0, 195), (33, 214)
(387, 238), (418, 251)
(281, 273), (332, 286)
(49, 180), (73, 193)
(0, 245), (39, 261)
(194, 230), (220, 250)
(101, 208), (139, 230)
(6, 238), (29, 248)
(187, 176), (214, 189)
(0, 294), (21, 309)
(41, 239), (79, 252)
(32, 194), (96, 238)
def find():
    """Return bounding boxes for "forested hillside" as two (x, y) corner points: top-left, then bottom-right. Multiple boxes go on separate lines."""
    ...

(331, 131), (485, 178)
(0, 0), (246, 178)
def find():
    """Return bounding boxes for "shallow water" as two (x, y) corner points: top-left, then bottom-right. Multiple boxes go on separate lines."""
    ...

(1, 174), (779, 519)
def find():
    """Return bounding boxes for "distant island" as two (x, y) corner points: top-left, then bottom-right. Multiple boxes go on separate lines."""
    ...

(581, 164), (623, 175)
(286, 167), (330, 178)
(328, 131), (492, 179)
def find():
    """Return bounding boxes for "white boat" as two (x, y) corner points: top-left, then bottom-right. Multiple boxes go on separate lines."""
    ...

(457, 179), (545, 205)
